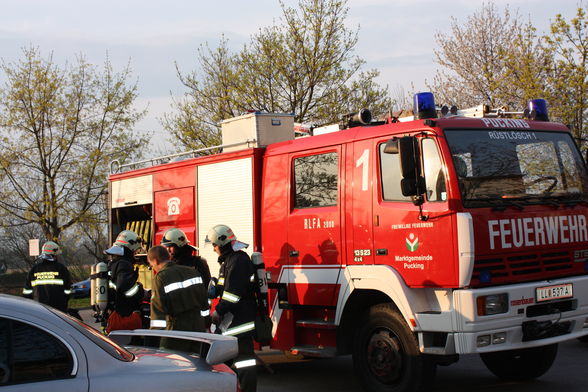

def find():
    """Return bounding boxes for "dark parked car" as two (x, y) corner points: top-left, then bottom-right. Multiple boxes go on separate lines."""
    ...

(0, 294), (239, 391)
(71, 278), (90, 298)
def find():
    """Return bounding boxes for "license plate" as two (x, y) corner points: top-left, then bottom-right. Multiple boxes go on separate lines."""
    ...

(536, 283), (573, 302)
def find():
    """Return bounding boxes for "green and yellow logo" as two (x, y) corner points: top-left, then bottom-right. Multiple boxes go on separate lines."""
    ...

(405, 233), (419, 252)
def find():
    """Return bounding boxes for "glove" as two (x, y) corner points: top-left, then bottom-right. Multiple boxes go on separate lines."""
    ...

(208, 278), (218, 299)
(211, 310), (221, 325)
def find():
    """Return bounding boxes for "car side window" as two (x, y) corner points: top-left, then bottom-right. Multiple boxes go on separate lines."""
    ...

(0, 317), (74, 385)
(0, 318), (8, 384)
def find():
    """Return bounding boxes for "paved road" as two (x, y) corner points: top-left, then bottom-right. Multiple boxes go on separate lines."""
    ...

(255, 340), (588, 392)
(79, 309), (588, 392)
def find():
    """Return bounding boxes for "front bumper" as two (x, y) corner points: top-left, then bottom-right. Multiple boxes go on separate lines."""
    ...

(417, 275), (588, 355)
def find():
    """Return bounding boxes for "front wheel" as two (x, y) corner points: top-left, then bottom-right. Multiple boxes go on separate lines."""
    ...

(352, 304), (436, 392)
(480, 344), (558, 381)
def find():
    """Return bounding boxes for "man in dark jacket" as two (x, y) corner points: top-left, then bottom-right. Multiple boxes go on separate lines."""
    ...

(104, 230), (144, 333)
(161, 227), (211, 288)
(206, 224), (257, 392)
(148, 245), (209, 351)
(23, 241), (71, 312)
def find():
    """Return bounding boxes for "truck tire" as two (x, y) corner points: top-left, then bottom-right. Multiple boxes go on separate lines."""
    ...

(480, 343), (558, 381)
(352, 303), (436, 392)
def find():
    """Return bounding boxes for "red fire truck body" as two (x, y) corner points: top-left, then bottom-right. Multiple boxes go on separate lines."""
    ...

(109, 106), (588, 391)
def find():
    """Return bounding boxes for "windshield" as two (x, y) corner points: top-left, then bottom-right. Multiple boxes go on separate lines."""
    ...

(445, 129), (588, 207)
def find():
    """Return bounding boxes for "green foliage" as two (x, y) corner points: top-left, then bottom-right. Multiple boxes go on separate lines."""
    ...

(163, 0), (392, 150)
(0, 47), (149, 262)
(543, 8), (588, 145)
(68, 296), (91, 309)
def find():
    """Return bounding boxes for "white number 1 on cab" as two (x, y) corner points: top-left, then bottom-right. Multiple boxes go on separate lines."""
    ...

(356, 148), (369, 191)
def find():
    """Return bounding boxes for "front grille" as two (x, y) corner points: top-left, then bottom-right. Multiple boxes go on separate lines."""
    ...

(471, 250), (583, 287)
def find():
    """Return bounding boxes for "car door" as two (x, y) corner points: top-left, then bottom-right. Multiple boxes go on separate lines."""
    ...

(0, 316), (88, 391)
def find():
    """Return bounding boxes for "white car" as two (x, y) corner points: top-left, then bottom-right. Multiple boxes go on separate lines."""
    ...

(0, 294), (239, 391)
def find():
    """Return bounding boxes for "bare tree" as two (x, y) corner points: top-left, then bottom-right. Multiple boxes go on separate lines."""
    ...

(431, 2), (522, 108)
(0, 47), (149, 244)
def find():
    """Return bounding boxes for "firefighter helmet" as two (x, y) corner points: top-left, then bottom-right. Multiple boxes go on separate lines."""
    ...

(104, 230), (142, 255)
(161, 228), (198, 249)
(41, 241), (62, 259)
(205, 224), (248, 251)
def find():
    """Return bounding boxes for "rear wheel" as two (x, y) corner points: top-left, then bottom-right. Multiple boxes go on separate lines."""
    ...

(352, 304), (436, 392)
(480, 344), (558, 381)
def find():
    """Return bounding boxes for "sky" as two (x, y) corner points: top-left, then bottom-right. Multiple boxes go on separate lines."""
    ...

(0, 0), (581, 153)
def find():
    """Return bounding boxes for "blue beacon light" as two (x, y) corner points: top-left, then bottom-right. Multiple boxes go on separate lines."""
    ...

(413, 92), (437, 119)
(528, 99), (549, 121)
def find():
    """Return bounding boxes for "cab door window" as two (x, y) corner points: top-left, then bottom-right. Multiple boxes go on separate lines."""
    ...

(422, 138), (447, 201)
(379, 144), (411, 201)
(0, 317), (74, 385)
(379, 138), (446, 202)
(293, 152), (338, 208)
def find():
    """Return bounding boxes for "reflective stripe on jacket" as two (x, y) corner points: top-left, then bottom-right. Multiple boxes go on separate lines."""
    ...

(215, 248), (257, 338)
(24, 259), (71, 312)
(150, 262), (209, 334)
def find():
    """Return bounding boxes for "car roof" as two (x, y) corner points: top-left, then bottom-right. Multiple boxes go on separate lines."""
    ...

(0, 294), (59, 319)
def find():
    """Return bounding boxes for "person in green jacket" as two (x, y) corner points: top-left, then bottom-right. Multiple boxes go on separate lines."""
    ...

(147, 245), (209, 352)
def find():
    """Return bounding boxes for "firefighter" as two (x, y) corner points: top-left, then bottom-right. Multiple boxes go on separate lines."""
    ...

(206, 224), (257, 392)
(147, 245), (209, 351)
(160, 227), (211, 287)
(104, 230), (144, 333)
(22, 241), (72, 312)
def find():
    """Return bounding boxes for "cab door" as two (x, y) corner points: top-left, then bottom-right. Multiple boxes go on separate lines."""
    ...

(372, 135), (457, 287)
(346, 138), (375, 265)
(286, 146), (343, 306)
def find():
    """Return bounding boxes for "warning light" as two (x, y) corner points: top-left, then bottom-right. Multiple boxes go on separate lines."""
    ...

(413, 92), (437, 119)
(528, 99), (549, 121)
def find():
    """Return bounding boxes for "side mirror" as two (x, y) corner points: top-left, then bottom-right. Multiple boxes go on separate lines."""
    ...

(385, 136), (425, 199)
(383, 138), (399, 154)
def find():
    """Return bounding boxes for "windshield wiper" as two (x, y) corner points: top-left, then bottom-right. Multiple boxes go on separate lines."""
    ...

(508, 194), (588, 208)
(465, 197), (526, 211)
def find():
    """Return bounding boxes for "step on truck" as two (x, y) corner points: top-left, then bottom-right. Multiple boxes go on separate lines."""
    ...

(108, 93), (588, 392)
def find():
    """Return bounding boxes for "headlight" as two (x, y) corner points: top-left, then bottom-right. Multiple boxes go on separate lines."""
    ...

(477, 293), (509, 316)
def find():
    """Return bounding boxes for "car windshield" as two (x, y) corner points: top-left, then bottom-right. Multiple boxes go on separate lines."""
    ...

(48, 307), (134, 362)
(445, 129), (588, 208)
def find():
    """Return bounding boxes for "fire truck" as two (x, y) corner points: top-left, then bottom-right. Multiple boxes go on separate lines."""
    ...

(108, 93), (588, 392)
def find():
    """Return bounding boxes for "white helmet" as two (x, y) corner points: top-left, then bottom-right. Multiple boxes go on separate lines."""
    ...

(205, 224), (248, 251)
(104, 230), (142, 255)
(41, 241), (61, 260)
(161, 228), (197, 249)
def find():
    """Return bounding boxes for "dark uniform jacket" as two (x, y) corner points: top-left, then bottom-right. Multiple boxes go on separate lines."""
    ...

(173, 249), (212, 288)
(108, 256), (143, 317)
(23, 259), (71, 312)
(215, 247), (257, 338)
(150, 262), (209, 350)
